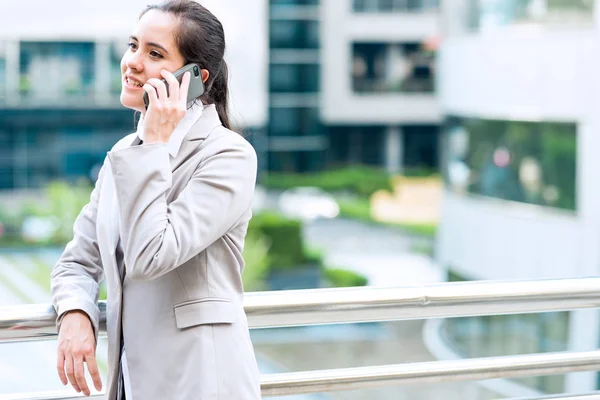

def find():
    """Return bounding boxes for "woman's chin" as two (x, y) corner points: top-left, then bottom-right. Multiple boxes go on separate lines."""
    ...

(120, 93), (145, 112)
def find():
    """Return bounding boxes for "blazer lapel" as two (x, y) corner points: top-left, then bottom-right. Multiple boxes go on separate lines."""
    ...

(170, 105), (223, 170)
(96, 136), (140, 289)
(105, 160), (121, 255)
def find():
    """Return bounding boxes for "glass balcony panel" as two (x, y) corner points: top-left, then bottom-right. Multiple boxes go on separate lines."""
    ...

(352, 42), (435, 94)
(443, 117), (577, 211)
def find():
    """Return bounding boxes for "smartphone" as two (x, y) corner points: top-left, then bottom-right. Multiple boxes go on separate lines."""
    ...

(142, 63), (205, 109)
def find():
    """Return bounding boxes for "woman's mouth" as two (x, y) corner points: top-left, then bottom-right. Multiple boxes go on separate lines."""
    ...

(125, 76), (144, 88)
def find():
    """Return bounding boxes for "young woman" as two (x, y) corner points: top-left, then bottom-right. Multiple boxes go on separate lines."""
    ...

(50, 1), (261, 398)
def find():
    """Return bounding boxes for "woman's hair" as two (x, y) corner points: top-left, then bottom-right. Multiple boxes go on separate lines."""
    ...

(140, 0), (232, 129)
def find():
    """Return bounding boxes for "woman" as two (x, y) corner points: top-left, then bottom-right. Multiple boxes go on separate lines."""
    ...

(50, 1), (261, 399)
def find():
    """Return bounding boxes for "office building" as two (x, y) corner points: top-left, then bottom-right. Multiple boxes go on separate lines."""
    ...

(435, 0), (599, 396)
(267, 0), (441, 173)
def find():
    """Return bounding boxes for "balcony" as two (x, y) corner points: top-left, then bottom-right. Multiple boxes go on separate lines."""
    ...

(352, 42), (435, 94)
(0, 41), (125, 109)
(2, 278), (600, 399)
(352, 0), (439, 13)
(458, 0), (595, 34)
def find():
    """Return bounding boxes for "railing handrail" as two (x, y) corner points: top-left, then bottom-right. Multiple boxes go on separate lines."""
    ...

(515, 393), (600, 400)
(2, 350), (600, 400)
(3, 277), (600, 342)
(3, 277), (600, 399)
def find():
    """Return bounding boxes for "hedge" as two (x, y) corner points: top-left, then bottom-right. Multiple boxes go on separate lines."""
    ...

(248, 211), (308, 270)
(323, 268), (368, 287)
(262, 166), (393, 197)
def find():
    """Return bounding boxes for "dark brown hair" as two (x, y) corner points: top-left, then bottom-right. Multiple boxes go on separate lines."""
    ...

(140, 0), (232, 129)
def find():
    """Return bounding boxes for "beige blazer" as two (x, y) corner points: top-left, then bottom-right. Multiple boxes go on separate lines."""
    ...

(51, 105), (261, 399)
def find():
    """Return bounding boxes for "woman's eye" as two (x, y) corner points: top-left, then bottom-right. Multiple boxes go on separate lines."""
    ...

(150, 51), (163, 59)
(128, 42), (137, 50)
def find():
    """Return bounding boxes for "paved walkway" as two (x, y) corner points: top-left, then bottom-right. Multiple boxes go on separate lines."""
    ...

(302, 217), (444, 287)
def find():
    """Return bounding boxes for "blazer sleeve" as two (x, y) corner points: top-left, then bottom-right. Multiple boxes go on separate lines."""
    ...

(50, 160), (106, 338)
(106, 137), (257, 281)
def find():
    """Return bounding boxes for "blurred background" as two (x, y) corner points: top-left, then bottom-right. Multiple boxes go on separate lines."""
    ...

(0, 0), (597, 399)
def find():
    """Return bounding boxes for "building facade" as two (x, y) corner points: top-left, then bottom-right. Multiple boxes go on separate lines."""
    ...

(266, 0), (441, 174)
(267, 0), (325, 172)
(321, 0), (441, 174)
(435, 0), (600, 396)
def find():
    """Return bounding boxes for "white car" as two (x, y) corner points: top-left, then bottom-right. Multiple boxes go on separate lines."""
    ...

(278, 187), (340, 221)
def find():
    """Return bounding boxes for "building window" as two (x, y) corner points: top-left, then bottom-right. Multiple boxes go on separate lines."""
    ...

(270, 20), (319, 49)
(403, 125), (439, 171)
(465, 0), (594, 32)
(269, 107), (321, 137)
(444, 117), (577, 211)
(353, 0), (439, 12)
(268, 150), (324, 172)
(0, 129), (14, 189)
(0, 109), (133, 189)
(19, 42), (96, 102)
(326, 126), (385, 166)
(352, 42), (435, 93)
(269, 63), (319, 93)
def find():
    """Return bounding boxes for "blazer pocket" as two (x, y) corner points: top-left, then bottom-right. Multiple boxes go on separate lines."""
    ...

(173, 298), (236, 329)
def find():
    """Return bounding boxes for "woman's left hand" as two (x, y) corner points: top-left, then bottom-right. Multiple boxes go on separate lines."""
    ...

(142, 69), (191, 144)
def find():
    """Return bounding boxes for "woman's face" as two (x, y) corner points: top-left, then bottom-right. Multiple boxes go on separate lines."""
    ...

(120, 10), (186, 112)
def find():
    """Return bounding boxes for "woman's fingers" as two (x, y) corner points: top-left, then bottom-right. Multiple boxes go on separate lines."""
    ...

(85, 353), (103, 392)
(73, 356), (90, 396)
(65, 354), (81, 393)
(147, 78), (168, 102)
(143, 83), (159, 108)
(56, 350), (68, 386)
(161, 69), (180, 101)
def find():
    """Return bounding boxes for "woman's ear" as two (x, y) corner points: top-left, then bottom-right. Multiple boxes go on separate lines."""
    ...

(201, 69), (209, 83)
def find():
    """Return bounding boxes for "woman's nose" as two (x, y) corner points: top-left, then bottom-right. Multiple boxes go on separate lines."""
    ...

(126, 53), (144, 72)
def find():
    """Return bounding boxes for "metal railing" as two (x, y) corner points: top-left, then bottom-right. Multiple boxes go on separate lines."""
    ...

(2, 277), (600, 399)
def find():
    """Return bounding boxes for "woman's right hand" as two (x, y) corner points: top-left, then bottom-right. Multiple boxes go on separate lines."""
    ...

(57, 310), (102, 396)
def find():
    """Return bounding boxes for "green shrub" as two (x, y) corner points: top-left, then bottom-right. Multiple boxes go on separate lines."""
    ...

(337, 197), (372, 222)
(15, 180), (93, 246)
(324, 268), (368, 287)
(263, 166), (393, 197)
(398, 223), (437, 237)
(0, 206), (21, 242)
(248, 212), (308, 270)
(303, 247), (325, 267)
(242, 229), (270, 292)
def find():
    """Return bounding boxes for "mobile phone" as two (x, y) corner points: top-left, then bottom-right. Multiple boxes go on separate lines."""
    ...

(142, 63), (205, 109)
